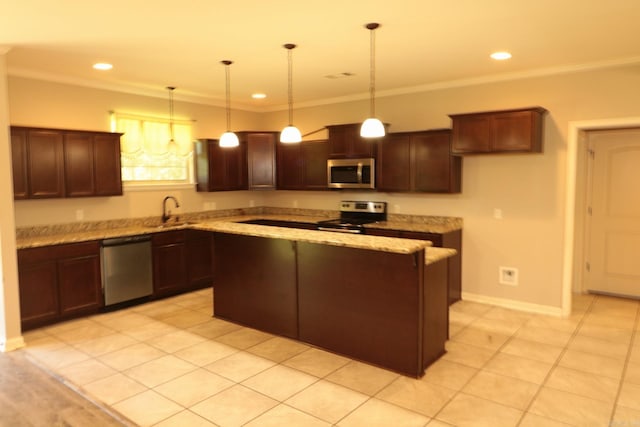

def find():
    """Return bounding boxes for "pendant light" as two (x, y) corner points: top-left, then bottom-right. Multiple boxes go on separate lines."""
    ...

(219, 60), (240, 148)
(360, 23), (385, 138)
(280, 43), (302, 143)
(166, 86), (178, 151)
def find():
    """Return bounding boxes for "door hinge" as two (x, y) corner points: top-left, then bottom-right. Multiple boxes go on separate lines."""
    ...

(588, 206), (592, 215)
(586, 262), (591, 272)
(588, 149), (595, 159)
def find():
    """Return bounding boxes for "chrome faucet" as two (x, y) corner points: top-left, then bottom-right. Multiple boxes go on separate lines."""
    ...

(162, 196), (180, 223)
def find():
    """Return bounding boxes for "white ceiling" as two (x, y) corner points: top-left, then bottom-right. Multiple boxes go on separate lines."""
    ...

(3, 0), (640, 111)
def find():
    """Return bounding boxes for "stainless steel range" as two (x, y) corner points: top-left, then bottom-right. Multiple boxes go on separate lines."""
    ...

(317, 201), (387, 234)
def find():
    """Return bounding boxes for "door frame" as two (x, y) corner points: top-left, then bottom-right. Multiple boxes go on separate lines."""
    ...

(564, 116), (640, 317)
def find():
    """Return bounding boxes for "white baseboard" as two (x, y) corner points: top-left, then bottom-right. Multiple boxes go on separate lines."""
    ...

(1, 336), (25, 352)
(461, 292), (564, 317)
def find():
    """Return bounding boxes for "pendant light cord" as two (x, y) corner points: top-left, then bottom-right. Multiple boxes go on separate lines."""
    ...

(369, 27), (376, 118)
(167, 86), (175, 143)
(224, 62), (232, 131)
(287, 46), (294, 126)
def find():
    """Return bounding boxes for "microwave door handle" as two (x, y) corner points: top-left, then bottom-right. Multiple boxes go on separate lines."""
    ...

(357, 162), (363, 184)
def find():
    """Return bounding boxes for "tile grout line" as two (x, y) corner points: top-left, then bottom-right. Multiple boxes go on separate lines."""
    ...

(607, 301), (640, 424)
(516, 298), (595, 426)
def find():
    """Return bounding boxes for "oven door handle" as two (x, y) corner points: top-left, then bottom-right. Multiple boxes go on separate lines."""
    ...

(317, 227), (363, 234)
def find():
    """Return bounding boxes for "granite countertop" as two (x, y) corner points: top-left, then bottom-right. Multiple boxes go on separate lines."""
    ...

(194, 221), (431, 255)
(16, 212), (459, 263)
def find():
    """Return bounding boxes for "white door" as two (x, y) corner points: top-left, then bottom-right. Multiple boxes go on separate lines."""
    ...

(585, 128), (640, 298)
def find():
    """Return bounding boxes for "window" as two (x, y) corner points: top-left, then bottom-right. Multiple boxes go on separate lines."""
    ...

(111, 112), (194, 184)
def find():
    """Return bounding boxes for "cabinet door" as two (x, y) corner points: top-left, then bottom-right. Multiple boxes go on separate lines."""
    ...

(276, 143), (303, 189)
(493, 110), (539, 152)
(377, 134), (411, 192)
(64, 133), (95, 197)
(247, 133), (276, 190)
(327, 124), (377, 158)
(302, 140), (329, 190)
(186, 231), (214, 288)
(413, 131), (461, 193)
(27, 130), (65, 198)
(10, 128), (29, 199)
(94, 134), (123, 196)
(451, 115), (492, 153)
(225, 143), (248, 190)
(153, 231), (187, 296)
(57, 254), (102, 317)
(18, 257), (59, 329)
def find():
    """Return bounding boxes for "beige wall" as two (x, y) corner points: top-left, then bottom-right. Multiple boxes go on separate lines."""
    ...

(7, 64), (640, 314)
(0, 51), (22, 350)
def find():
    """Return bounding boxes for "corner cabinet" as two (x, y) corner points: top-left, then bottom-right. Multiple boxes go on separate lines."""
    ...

(18, 241), (102, 330)
(10, 126), (123, 200)
(450, 107), (547, 154)
(326, 123), (379, 159)
(195, 138), (248, 191)
(152, 230), (213, 297)
(377, 129), (461, 193)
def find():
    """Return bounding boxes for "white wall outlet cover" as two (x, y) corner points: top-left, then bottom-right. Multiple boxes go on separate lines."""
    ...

(493, 208), (503, 219)
(249, 200), (255, 207)
(499, 266), (518, 286)
(75, 209), (84, 220)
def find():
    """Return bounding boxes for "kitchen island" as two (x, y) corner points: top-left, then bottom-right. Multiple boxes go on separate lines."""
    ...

(195, 221), (453, 377)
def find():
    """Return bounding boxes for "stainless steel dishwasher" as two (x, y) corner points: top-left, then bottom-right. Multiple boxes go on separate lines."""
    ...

(101, 235), (153, 306)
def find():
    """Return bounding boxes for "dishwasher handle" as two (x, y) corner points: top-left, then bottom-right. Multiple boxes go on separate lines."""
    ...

(101, 235), (152, 247)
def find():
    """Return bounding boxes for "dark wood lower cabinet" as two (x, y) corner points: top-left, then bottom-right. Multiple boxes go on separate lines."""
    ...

(212, 232), (447, 377)
(366, 227), (462, 304)
(152, 230), (213, 297)
(213, 233), (298, 338)
(18, 241), (102, 331)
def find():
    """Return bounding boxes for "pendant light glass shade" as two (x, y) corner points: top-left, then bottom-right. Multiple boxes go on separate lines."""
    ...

(280, 125), (302, 143)
(219, 131), (240, 147)
(280, 44), (301, 143)
(360, 117), (385, 137)
(219, 60), (239, 147)
(361, 23), (385, 138)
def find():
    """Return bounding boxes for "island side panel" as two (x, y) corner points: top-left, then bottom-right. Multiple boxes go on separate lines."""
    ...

(297, 242), (425, 377)
(212, 232), (298, 338)
(423, 258), (449, 369)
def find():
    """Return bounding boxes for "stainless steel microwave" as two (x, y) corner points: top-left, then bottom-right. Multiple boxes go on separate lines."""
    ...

(327, 158), (375, 189)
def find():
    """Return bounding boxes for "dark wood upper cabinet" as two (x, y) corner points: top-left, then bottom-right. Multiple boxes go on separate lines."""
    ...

(27, 129), (65, 198)
(93, 133), (123, 196)
(326, 123), (378, 158)
(195, 138), (248, 192)
(243, 132), (277, 190)
(10, 126), (122, 200)
(10, 127), (28, 199)
(64, 133), (95, 197)
(377, 129), (461, 193)
(276, 140), (329, 190)
(450, 107), (546, 154)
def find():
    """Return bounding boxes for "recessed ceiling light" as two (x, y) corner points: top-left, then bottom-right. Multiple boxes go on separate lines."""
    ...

(93, 62), (113, 70)
(251, 93), (267, 99)
(490, 52), (512, 61)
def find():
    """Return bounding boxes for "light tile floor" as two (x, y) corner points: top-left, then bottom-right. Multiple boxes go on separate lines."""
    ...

(20, 289), (640, 426)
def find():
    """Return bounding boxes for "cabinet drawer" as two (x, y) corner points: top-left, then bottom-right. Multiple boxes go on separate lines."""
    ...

(152, 230), (186, 246)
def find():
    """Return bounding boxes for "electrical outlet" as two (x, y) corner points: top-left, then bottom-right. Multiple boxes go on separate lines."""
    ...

(499, 266), (518, 286)
(293, 200), (298, 208)
(249, 200), (255, 207)
(493, 208), (503, 219)
(75, 209), (84, 221)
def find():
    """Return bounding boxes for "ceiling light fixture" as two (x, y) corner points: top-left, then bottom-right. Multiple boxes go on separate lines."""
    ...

(252, 93), (267, 99)
(166, 86), (177, 150)
(93, 62), (113, 70)
(280, 43), (302, 144)
(219, 60), (239, 148)
(360, 23), (385, 139)
(490, 51), (512, 60)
